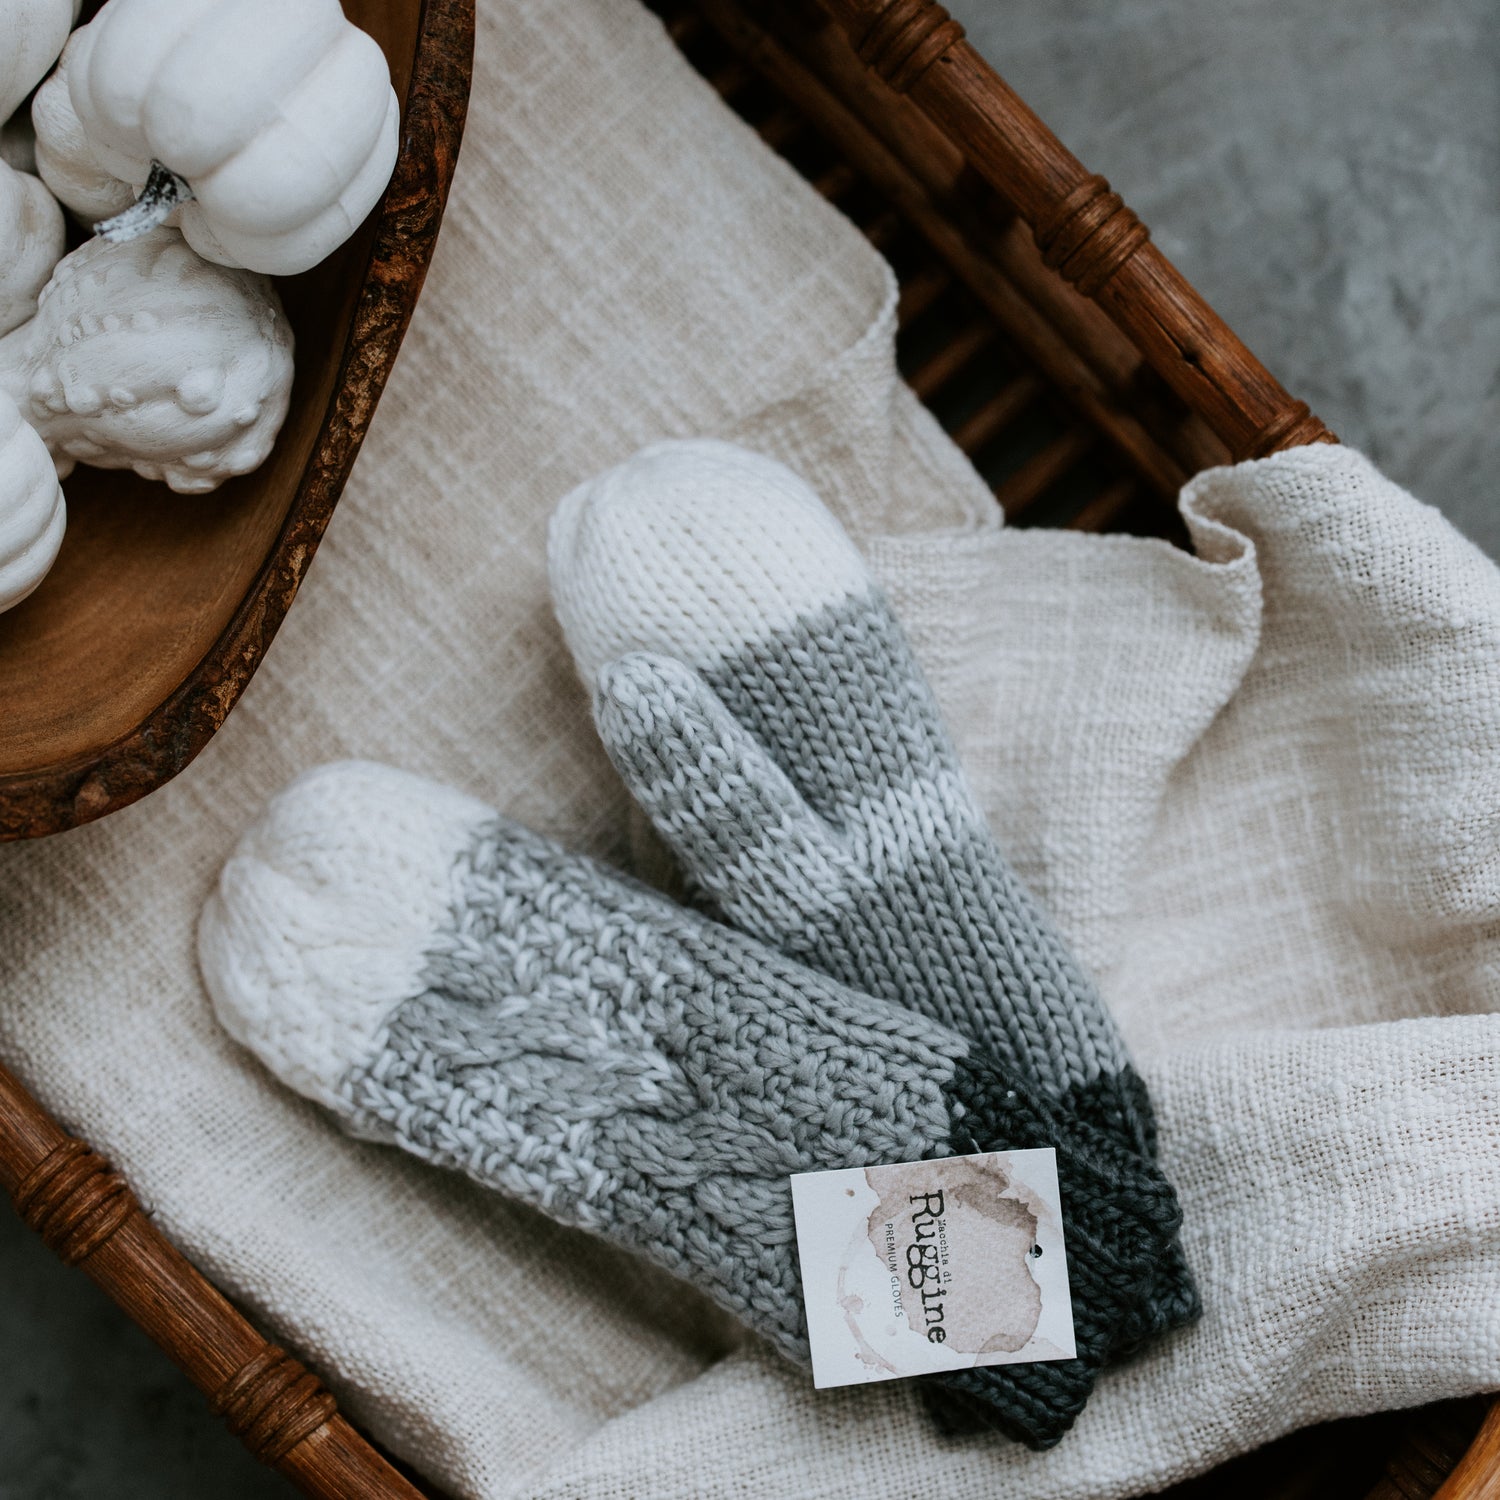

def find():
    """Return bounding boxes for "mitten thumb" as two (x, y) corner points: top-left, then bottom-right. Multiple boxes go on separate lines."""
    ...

(595, 651), (862, 935)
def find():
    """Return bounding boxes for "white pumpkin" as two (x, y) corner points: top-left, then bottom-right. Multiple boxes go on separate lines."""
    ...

(0, 0), (79, 125)
(0, 386), (66, 613)
(0, 160), (66, 337)
(0, 227), (295, 494)
(65, 0), (399, 276)
(31, 37), (136, 224)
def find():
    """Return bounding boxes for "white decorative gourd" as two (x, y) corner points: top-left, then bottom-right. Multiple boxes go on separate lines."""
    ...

(0, 386), (66, 613)
(0, 0), (78, 125)
(63, 0), (399, 276)
(30, 38), (136, 224)
(0, 228), (295, 494)
(0, 160), (66, 337)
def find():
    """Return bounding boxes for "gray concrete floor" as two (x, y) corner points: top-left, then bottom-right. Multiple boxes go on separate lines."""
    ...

(0, 1212), (287, 1498)
(2, 4), (1495, 1497)
(952, 0), (1500, 554)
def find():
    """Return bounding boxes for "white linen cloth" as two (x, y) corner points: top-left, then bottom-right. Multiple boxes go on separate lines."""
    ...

(1, 0), (1495, 1496)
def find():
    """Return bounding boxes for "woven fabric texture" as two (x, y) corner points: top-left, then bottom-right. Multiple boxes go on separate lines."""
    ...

(0, 0), (1497, 1495)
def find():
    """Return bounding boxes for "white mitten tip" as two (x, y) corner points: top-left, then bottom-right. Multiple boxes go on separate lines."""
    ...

(548, 438), (872, 686)
(199, 760), (492, 1110)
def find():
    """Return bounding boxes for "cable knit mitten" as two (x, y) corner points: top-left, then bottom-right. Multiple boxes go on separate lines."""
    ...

(200, 760), (1183, 1449)
(548, 439), (1198, 1348)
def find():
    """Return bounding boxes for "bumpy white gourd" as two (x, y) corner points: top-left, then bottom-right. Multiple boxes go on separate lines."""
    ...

(64, 0), (399, 276)
(31, 37), (136, 224)
(0, 228), (295, 495)
(0, 386), (66, 613)
(0, 0), (78, 125)
(0, 161), (66, 337)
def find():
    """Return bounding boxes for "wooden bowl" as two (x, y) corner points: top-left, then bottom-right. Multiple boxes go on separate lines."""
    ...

(0, 0), (475, 841)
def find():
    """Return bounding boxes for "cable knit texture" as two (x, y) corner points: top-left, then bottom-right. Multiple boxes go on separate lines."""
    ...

(200, 760), (1184, 1449)
(548, 440), (1198, 1355)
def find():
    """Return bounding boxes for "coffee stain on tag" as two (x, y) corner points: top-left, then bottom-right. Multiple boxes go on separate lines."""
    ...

(835, 1267), (897, 1373)
(865, 1156), (1042, 1354)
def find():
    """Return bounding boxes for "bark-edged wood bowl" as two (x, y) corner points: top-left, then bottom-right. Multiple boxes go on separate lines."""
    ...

(0, 0), (476, 841)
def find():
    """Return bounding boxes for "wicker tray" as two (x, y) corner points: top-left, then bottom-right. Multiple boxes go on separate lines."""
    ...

(2, 1), (1494, 1496)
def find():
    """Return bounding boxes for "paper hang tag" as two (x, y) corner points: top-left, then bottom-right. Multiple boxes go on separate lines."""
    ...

(790, 1147), (1075, 1389)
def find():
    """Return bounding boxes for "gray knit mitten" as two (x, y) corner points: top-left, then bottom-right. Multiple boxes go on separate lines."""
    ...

(199, 760), (1183, 1450)
(548, 439), (1198, 1352)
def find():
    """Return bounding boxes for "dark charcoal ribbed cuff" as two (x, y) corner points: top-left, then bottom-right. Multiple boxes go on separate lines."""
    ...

(914, 1053), (1185, 1449)
(1060, 1067), (1202, 1346)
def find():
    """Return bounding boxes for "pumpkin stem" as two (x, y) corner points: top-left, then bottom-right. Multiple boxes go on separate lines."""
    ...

(94, 161), (195, 243)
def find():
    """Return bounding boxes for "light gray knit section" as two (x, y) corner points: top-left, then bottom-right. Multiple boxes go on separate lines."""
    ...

(592, 596), (1134, 1096)
(336, 815), (965, 1363)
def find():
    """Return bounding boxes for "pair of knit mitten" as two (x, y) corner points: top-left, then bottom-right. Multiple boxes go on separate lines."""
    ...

(200, 441), (1195, 1448)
